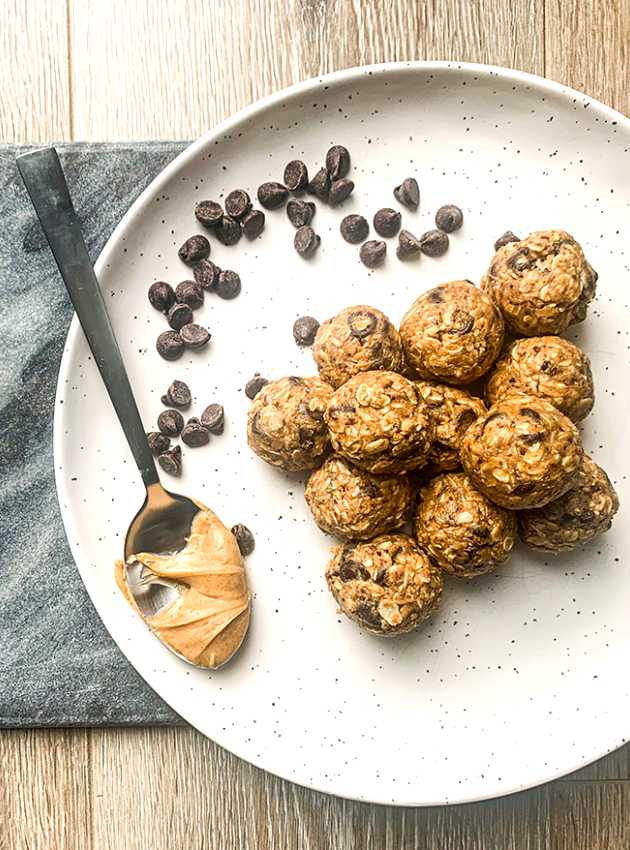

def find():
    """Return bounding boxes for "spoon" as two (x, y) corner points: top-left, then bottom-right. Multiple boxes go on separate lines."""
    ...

(17, 147), (200, 631)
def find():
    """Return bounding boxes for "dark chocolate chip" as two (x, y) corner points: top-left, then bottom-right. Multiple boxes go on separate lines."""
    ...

(147, 432), (171, 455)
(509, 249), (533, 272)
(339, 560), (368, 582)
(457, 409), (477, 430)
(494, 230), (520, 251)
(216, 269), (241, 300)
(520, 432), (546, 445)
(245, 375), (268, 399)
(374, 567), (388, 586)
(450, 309), (474, 336)
(373, 208), (401, 238)
(231, 523), (255, 556)
(287, 199), (316, 228)
(175, 279), (204, 309)
(325, 145), (350, 181)
(148, 281), (175, 313)
(200, 403), (225, 434)
(420, 229), (449, 257)
(156, 331), (184, 361)
(359, 240), (386, 268)
(396, 229), (422, 259)
(520, 406), (543, 422)
(355, 603), (382, 629)
(512, 481), (535, 495)
(340, 214), (369, 244)
(161, 380), (191, 408)
(293, 316), (320, 346)
(472, 525), (490, 539)
(193, 259), (221, 292)
(347, 309), (377, 339)
(241, 209), (266, 240)
(294, 226), (321, 258)
(167, 302), (194, 331)
(180, 323), (211, 350)
(428, 287), (444, 303)
(158, 409), (184, 436)
(307, 167), (331, 201)
(181, 417), (210, 447)
(224, 189), (251, 220)
(283, 160), (309, 191)
(158, 445), (182, 476)
(195, 200), (223, 228)
(393, 177), (420, 210)
(435, 204), (464, 233)
(329, 178), (354, 206)
(215, 215), (242, 246)
(178, 235), (210, 264)
(257, 181), (289, 209)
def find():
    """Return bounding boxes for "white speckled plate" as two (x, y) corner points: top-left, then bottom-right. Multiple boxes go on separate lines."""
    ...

(55, 62), (630, 806)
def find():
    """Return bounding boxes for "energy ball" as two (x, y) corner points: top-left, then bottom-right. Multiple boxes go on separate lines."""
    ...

(518, 456), (619, 552)
(416, 382), (487, 472)
(324, 371), (435, 474)
(460, 395), (583, 509)
(325, 534), (443, 635)
(399, 280), (504, 384)
(247, 376), (333, 471)
(485, 336), (594, 423)
(414, 473), (517, 578)
(305, 455), (412, 540)
(480, 229), (597, 336)
(312, 305), (405, 388)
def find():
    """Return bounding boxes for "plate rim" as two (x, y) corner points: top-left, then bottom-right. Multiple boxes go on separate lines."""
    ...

(53, 59), (630, 806)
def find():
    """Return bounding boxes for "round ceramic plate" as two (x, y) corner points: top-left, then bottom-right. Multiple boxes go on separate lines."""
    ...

(55, 62), (630, 806)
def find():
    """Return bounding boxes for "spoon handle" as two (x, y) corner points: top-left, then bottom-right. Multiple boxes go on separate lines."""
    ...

(18, 147), (159, 488)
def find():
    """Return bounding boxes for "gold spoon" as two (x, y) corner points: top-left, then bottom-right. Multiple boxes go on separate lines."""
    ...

(18, 147), (202, 644)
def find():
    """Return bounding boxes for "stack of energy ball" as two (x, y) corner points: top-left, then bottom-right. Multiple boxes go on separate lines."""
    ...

(247, 229), (619, 637)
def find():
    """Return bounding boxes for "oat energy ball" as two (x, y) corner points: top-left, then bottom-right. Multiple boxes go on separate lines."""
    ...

(460, 395), (583, 509)
(325, 371), (435, 474)
(414, 473), (517, 577)
(326, 534), (442, 635)
(416, 382), (487, 471)
(480, 229), (597, 336)
(518, 456), (619, 552)
(312, 305), (405, 388)
(305, 456), (412, 540)
(247, 376), (333, 471)
(399, 281), (504, 384)
(485, 336), (594, 423)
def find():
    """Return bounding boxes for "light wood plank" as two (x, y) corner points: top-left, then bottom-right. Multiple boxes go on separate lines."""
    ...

(0, 0), (71, 142)
(545, 0), (630, 115)
(0, 729), (92, 850)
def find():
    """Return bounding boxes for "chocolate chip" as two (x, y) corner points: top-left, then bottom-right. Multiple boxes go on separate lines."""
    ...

(215, 215), (242, 246)
(512, 481), (535, 495)
(245, 375), (268, 399)
(393, 177), (419, 210)
(156, 331), (184, 361)
(457, 409), (476, 430)
(193, 259), (221, 292)
(257, 181), (289, 209)
(347, 309), (377, 339)
(167, 302), (194, 331)
(200, 403), (225, 434)
(396, 229), (421, 259)
(450, 310), (474, 335)
(307, 167), (331, 201)
(420, 229), (449, 257)
(294, 226), (321, 258)
(340, 214), (369, 244)
(355, 603), (382, 629)
(180, 323), (211, 350)
(325, 145), (350, 180)
(224, 189), (251, 220)
(472, 525), (490, 539)
(283, 160), (309, 191)
(373, 208), (401, 237)
(509, 250), (532, 272)
(148, 281), (175, 313)
(435, 204), (464, 233)
(161, 380), (191, 408)
(195, 200), (223, 228)
(241, 209), (265, 240)
(339, 560), (367, 582)
(178, 235), (210, 264)
(287, 199), (316, 228)
(158, 445), (182, 476)
(181, 417), (210, 447)
(428, 287), (444, 303)
(158, 409), (184, 436)
(359, 240), (386, 268)
(494, 230), (520, 251)
(374, 567), (388, 586)
(520, 431), (546, 445)
(147, 432), (171, 455)
(216, 269), (241, 300)
(329, 178), (354, 206)
(293, 316), (320, 346)
(175, 279), (204, 309)
(520, 406), (543, 422)
(231, 523), (255, 556)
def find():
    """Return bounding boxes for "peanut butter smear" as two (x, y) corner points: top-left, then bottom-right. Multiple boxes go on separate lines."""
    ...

(115, 508), (250, 669)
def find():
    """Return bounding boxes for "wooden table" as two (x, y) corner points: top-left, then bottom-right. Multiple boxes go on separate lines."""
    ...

(2, 1), (629, 847)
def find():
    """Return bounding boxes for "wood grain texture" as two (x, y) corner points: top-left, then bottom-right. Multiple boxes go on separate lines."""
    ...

(2, 0), (630, 847)
(0, 0), (71, 143)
